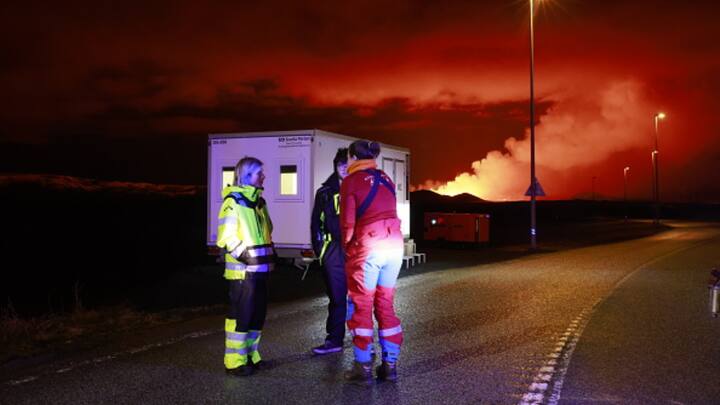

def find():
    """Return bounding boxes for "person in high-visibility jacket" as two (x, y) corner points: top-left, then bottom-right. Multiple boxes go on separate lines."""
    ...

(340, 140), (404, 384)
(216, 156), (275, 377)
(310, 148), (349, 355)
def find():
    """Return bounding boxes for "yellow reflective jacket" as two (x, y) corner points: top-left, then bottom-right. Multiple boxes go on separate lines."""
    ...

(216, 185), (275, 280)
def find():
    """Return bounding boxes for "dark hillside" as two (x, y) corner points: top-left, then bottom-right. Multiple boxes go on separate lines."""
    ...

(0, 175), (208, 316)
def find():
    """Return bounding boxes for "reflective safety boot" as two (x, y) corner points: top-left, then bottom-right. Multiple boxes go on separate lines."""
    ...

(376, 361), (398, 382)
(344, 361), (373, 386)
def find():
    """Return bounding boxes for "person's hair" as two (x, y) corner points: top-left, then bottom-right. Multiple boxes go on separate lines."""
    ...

(349, 140), (381, 160)
(235, 156), (263, 186)
(333, 147), (348, 173)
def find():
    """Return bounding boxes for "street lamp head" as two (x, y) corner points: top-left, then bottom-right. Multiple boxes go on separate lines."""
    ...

(656, 112), (666, 120)
(624, 166), (630, 173)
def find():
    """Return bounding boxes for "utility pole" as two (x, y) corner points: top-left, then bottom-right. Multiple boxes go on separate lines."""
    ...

(528, 0), (538, 249)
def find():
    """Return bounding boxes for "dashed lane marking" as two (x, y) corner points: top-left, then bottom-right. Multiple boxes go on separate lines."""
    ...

(4, 329), (217, 387)
(518, 307), (595, 405)
(4, 297), (332, 387)
(518, 232), (719, 405)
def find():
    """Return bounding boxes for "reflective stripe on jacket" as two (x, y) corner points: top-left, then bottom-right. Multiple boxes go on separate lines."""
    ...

(310, 172), (342, 264)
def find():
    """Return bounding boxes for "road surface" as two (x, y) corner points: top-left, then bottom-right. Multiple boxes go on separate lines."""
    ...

(2, 222), (719, 404)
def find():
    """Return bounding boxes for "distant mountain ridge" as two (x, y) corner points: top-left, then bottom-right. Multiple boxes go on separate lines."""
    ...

(411, 189), (487, 204)
(0, 173), (204, 196)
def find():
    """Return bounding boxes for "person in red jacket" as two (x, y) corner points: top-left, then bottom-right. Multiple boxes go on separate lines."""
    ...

(340, 140), (404, 385)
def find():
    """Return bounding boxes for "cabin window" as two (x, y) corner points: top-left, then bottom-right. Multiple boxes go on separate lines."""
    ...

(280, 165), (298, 195)
(222, 166), (235, 188)
(274, 159), (304, 202)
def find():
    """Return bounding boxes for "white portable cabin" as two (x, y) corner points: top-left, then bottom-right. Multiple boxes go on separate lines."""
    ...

(207, 130), (411, 260)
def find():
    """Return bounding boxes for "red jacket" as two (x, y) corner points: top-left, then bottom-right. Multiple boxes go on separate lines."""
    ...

(340, 160), (398, 248)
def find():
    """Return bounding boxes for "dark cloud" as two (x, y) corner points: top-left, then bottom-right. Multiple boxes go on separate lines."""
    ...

(86, 60), (181, 101)
(0, 72), (548, 184)
(1, 1), (719, 200)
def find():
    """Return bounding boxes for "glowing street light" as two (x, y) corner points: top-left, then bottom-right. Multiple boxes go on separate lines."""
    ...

(652, 112), (666, 224)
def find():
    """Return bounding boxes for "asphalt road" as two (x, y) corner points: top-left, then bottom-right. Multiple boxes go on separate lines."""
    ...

(2, 222), (719, 404)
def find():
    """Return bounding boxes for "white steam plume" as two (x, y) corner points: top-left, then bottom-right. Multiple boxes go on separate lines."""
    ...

(421, 80), (654, 200)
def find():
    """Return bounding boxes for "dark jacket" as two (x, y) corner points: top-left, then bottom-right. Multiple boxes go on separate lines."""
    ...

(311, 172), (343, 259)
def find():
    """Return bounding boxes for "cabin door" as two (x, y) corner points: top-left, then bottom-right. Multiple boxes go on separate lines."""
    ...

(382, 157), (407, 201)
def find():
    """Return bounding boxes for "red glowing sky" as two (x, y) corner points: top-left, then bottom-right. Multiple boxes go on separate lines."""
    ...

(1, 1), (719, 200)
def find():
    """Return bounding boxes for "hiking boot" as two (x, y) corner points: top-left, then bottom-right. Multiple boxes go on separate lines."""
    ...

(376, 361), (398, 382)
(312, 341), (343, 355)
(344, 361), (373, 386)
(225, 365), (253, 377)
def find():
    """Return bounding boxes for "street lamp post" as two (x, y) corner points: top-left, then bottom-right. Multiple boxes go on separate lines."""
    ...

(652, 112), (665, 224)
(529, 0), (538, 249)
(651, 150), (658, 221)
(624, 166), (630, 222)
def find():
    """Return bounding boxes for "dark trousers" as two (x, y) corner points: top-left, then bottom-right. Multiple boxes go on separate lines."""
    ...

(228, 272), (269, 332)
(322, 242), (347, 345)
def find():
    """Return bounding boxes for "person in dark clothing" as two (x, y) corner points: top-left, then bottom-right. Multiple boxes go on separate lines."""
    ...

(310, 147), (349, 355)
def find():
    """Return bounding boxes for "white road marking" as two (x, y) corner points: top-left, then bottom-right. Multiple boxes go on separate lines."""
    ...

(3, 293), (336, 388)
(518, 308), (595, 405)
(535, 374), (551, 382)
(522, 392), (544, 403)
(3, 295), (336, 388)
(4, 329), (217, 387)
(7, 376), (38, 385)
(518, 232), (712, 405)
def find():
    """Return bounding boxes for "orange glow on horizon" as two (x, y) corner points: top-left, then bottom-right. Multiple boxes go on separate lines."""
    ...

(416, 80), (661, 201)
